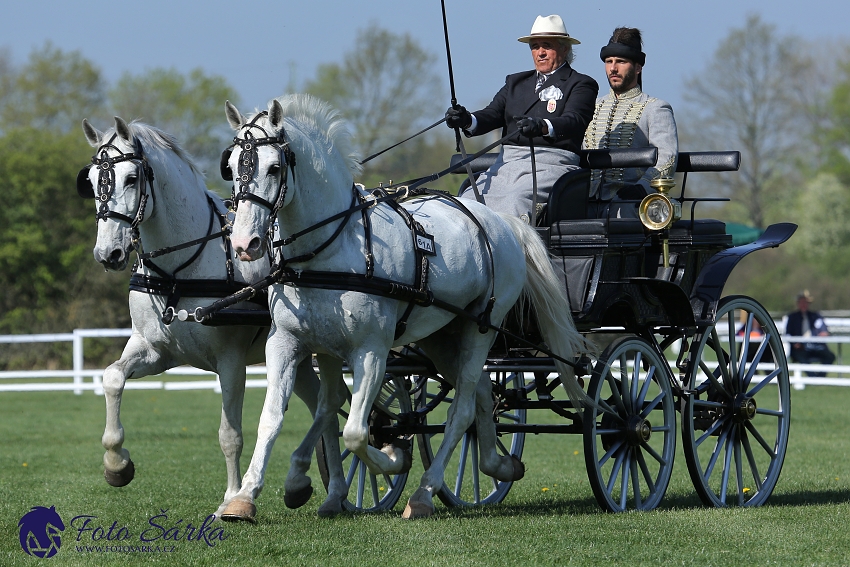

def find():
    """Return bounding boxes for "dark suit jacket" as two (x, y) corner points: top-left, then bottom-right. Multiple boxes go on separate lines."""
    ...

(471, 64), (598, 153)
(786, 310), (830, 348)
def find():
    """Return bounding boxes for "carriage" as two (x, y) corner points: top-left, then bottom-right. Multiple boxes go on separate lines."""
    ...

(79, 98), (794, 520)
(292, 147), (796, 514)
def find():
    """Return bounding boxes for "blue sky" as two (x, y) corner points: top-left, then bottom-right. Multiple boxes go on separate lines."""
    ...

(5, 0), (849, 115)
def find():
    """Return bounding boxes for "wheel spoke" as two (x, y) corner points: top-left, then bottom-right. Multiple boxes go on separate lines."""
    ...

(742, 336), (771, 390)
(636, 449), (657, 493)
(747, 368), (782, 397)
(727, 311), (739, 384)
(755, 407), (784, 417)
(741, 430), (763, 491)
(637, 365), (655, 407)
(719, 426), (735, 505)
(640, 390), (665, 418)
(454, 434), (471, 495)
(471, 435), (481, 504)
(631, 352), (642, 404)
(696, 414), (730, 447)
(631, 452), (643, 509)
(709, 328), (732, 387)
(694, 399), (726, 409)
(606, 448), (626, 493)
(734, 430), (745, 505)
(744, 420), (777, 459)
(703, 423), (732, 482)
(356, 460), (367, 508)
(640, 440), (668, 466)
(620, 452), (631, 510)
(370, 471), (381, 505)
(606, 372), (628, 414)
(598, 437), (626, 467)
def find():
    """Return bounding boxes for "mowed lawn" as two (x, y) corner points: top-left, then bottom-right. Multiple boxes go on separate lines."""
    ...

(1, 382), (849, 566)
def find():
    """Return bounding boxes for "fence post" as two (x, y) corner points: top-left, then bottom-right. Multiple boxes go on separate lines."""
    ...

(73, 330), (84, 395)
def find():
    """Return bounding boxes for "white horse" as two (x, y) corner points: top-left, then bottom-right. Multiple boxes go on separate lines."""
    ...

(79, 117), (332, 518)
(217, 94), (591, 521)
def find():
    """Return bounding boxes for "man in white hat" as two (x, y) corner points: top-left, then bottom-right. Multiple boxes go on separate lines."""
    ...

(583, 27), (678, 219)
(445, 14), (598, 223)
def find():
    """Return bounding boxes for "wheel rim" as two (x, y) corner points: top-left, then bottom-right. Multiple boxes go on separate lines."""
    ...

(316, 375), (410, 512)
(682, 296), (790, 507)
(415, 371), (527, 507)
(584, 336), (676, 512)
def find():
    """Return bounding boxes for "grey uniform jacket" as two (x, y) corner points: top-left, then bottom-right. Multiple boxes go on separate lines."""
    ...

(582, 87), (678, 200)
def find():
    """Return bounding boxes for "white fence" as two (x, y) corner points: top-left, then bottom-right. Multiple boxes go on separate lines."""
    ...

(2, 321), (850, 394)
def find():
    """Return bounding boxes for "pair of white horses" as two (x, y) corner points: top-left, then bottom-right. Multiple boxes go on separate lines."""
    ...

(81, 94), (589, 521)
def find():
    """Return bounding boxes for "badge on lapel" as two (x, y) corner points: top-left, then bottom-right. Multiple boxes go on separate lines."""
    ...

(539, 85), (563, 114)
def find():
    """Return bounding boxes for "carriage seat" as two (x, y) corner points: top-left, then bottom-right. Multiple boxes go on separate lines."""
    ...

(449, 148), (658, 225)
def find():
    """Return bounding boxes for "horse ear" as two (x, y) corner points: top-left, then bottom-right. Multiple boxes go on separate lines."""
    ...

(114, 116), (132, 142)
(82, 119), (103, 148)
(225, 100), (245, 130)
(269, 99), (283, 128)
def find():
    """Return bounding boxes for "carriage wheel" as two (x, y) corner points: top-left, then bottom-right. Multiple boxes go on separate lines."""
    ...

(315, 374), (411, 512)
(583, 336), (676, 512)
(682, 296), (790, 507)
(415, 371), (527, 507)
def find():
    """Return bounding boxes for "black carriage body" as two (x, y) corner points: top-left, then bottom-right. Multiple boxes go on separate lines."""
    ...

(545, 217), (732, 331)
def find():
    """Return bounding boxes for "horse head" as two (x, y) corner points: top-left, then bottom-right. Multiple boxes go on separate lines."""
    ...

(80, 117), (155, 271)
(224, 95), (361, 263)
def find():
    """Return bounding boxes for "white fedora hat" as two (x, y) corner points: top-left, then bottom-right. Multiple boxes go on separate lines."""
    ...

(518, 15), (581, 45)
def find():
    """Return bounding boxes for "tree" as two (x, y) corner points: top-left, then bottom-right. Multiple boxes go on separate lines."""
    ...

(681, 15), (817, 229)
(819, 54), (850, 185)
(0, 42), (106, 134)
(303, 24), (447, 167)
(108, 67), (241, 189)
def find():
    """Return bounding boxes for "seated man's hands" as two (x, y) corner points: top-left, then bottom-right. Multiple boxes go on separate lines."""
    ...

(516, 116), (547, 138)
(617, 184), (649, 200)
(445, 105), (472, 130)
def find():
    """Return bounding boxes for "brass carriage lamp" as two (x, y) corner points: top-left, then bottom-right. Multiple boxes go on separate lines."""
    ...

(639, 177), (681, 267)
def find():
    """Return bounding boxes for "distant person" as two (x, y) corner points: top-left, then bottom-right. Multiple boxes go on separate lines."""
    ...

(582, 27), (678, 219)
(445, 14), (598, 223)
(785, 290), (835, 377)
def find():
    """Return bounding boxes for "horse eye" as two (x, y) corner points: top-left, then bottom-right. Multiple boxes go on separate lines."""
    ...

(125, 175), (138, 185)
(268, 164), (281, 175)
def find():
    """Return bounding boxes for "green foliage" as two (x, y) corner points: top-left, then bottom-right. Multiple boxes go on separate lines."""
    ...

(681, 15), (817, 229)
(820, 56), (850, 185)
(301, 23), (461, 193)
(0, 42), (106, 134)
(109, 67), (241, 193)
(0, 127), (130, 368)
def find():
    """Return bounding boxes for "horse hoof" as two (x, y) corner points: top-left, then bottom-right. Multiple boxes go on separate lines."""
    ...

(383, 443), (413, 474)
(219, 500), (257, 524)
(317, 496), (346, 518)
(284, 485), (313, 509)
(510, 455), (525, 481)
(401, 500), (434, 520)
(104, 459), (135, 487)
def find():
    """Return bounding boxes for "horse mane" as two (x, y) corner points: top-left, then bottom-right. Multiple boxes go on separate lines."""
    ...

(123, 121), (204, 177)
(253, 94), (363, 177)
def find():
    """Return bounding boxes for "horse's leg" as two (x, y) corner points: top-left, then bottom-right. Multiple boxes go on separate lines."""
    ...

(342, 349), (411, 476)
(283, 355), (349, 517)
(213, 356), (248, 518)
(403, 331), (493, 519)
(282, 358), (320, 509)
(102, 332), (168, 487)
(416, 335), (524, 483)
(220, 333), (303, 523)
(473, 371), (525, 482)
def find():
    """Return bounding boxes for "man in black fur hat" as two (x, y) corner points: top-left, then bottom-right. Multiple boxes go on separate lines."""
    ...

(583, 27), (678, 218)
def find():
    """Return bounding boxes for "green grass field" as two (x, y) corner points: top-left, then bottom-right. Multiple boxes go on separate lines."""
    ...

(2, 383), (849, 566)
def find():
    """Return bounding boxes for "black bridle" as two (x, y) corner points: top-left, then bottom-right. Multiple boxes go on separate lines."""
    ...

(220, 111), (296, 220)
(76, 134), (155, 232)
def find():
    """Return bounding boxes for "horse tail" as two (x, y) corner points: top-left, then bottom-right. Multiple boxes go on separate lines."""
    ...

(499, 213), (597, 410)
